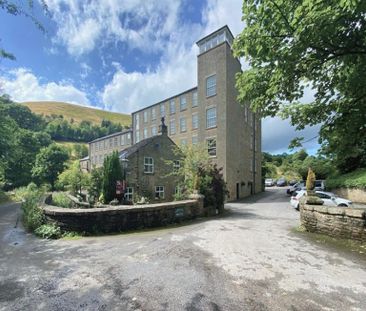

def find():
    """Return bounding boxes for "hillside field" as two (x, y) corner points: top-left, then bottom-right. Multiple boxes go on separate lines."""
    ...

(22, 101), (131, 126)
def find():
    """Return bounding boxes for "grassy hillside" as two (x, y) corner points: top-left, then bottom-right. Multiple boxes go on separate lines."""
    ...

(22, 101), (131, 126)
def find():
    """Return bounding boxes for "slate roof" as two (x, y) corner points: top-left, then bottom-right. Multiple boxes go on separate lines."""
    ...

(119, 134), (177, 160)
(89, 128), (132, 144)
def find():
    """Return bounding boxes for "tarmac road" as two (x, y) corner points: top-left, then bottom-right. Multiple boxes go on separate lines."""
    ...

(1, 188), (366, 311)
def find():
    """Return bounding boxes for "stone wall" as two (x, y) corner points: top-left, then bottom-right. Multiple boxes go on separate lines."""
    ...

(42, 197), (204, 233)
(332, 188), (366, 204)
(300, 204), (366, 242)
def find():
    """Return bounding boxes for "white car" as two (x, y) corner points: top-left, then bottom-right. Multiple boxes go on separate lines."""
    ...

(290, 190), (352, 210)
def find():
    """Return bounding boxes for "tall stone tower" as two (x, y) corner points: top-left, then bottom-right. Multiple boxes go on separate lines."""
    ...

(196, 26), (262, 199)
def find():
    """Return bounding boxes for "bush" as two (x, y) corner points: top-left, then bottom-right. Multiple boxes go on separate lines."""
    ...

(15, 183), (45, 231)
(35, 224), (61, 239)
(52, 192), (73, 208)
(326, 168), (366, 189)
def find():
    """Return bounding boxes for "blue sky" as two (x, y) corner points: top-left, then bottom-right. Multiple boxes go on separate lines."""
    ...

(0, 0), (320, 154)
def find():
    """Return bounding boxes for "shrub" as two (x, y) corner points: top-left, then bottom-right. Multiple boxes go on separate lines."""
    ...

(87, 167), (103, 203)
(15, 183), (45, 231)
(52, 192), (73, 208)
(102, 151), (123, 203)
(35, 224), (62, 239)
(56, 160), (90, 195)
(306, 167), (316, 191)
(199, 164), (228, 214)
(326, 168), (366, 189)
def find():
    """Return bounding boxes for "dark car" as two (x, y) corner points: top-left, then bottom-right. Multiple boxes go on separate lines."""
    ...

(276, 178), (287, 187)
(288, 180), (298, 186)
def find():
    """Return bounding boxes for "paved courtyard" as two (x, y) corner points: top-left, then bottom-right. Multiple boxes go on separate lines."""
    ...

(1, 188), (366, 311)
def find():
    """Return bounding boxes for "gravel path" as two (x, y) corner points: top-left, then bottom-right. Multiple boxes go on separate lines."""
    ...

(1, 189), (365, 311)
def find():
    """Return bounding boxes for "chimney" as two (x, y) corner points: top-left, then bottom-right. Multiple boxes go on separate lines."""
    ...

(159, 117), (168, 135)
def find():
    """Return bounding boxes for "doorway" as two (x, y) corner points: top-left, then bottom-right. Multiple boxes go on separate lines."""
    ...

(236, 183), (240, 200)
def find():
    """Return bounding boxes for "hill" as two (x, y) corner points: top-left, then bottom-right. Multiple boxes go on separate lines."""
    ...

(22, 101), (131, 126)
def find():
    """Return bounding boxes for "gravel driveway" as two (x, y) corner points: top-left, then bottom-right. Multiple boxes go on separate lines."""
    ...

(1, 188), (366, 311)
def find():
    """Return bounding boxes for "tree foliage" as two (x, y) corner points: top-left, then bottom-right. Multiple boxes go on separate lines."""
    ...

(32, 144), (69, 189)
(101, 151), (123, 203)
(263, 149), (335, 181)
(56, 161), (90, 195)
(234, 0), (366, 173)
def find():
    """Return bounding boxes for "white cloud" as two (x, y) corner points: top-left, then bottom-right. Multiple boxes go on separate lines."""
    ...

(45, 0), (182, 56)
(262, 117), (321, 154)
(0, 68), (90, 105)
(100, 0), (245, 113)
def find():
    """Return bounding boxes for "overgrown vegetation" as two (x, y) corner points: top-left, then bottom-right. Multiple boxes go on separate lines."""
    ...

(34, 224), (62, 239)
(52, 192), (73, 208)
(172, 144), (228, 213)
(14, 183), (46, 232)
(14, 183), (63, 238)
(326, 169), (366, 190)
(263, 149), (335, 181)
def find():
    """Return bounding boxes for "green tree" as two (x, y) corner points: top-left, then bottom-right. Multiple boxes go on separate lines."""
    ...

(73, 144), (88, 159)
(56, 161), (90, 195)
(234, 0), (366, 173)
(88, 167), (103, 203)
(172, 144), (210, 193)
(32, 144), (69, 189)
(3, 129), (51, 187)
(101, 151), (123, 203)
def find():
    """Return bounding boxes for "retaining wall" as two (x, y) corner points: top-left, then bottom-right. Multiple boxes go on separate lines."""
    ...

(300, 204), (366, 242)
(332, 188), (366, 204)
(42, 196), (204, 233)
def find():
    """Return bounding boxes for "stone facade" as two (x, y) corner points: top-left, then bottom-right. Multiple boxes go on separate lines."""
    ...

(131, 26), (262, 200)
(84, 26), (262, 200)
(42, 197), (204, 233)
(300, 203), (366, 242)
(121, 125), (182, 203)
(88, 129), (132, 168)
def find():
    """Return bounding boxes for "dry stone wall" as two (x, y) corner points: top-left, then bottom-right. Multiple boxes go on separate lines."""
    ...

(300, 204), (366, 242)
(42, 197), (204, 233)
(332, 188), (366, 204)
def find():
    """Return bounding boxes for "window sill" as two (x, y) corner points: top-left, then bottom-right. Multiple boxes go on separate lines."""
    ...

(206, 126), (217, 130)
(206, 93), (217, 99)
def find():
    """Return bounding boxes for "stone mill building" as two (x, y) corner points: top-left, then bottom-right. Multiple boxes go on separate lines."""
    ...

(85, 26), (262, 200)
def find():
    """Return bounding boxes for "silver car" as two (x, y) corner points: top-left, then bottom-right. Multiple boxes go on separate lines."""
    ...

(290, 190), (352, 210)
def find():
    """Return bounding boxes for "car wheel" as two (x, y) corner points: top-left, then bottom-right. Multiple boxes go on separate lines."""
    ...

(295, 204), (300, 211)
(338, 204), (347, 207)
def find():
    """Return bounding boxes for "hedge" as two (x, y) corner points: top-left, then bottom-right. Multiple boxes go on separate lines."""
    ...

(326, 168), (366, 189)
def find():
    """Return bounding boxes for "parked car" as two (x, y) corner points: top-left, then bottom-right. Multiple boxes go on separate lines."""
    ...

(287, 181), (305, 196)
(265, 178), (275, 187)
(276, 178), (287, 187)
(314, 180), (326, 191)
(288, 180), (298, 186)
(290, 190), (352, 210)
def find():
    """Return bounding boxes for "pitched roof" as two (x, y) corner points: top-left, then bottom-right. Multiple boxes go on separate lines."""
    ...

(119, 134), (177, 160)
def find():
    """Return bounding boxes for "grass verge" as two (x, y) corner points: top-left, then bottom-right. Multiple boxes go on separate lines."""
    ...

(292, 226), (366, 258)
